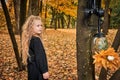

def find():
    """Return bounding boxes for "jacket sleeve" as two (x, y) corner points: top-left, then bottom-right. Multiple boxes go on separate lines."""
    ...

(33, 37), (48, 74)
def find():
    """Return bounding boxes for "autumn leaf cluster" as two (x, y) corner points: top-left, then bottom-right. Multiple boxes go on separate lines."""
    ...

(93, 47), (120, 70)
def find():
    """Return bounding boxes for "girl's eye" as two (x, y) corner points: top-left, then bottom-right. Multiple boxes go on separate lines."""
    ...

(37, 25), (42, 27)
(37, 25), (40, 27)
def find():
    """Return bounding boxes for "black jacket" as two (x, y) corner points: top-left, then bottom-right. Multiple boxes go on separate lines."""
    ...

(28, 36), (48, 74)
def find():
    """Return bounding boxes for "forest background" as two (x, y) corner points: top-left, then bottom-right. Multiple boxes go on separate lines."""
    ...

(0, 0), (120, 80)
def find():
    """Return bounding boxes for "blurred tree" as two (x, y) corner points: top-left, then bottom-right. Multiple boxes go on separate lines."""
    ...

(28, 0), (39, 16)
(20, 0), (27, 35)
(39, 0), (43, 16)
(101, 0), (111, 35)
(67, 15), (71, 28)
(112, 27), (120, 51)
(109, 68), (120, 80)
(44, 0), (48, 28)
(13, 0), (20, 34)
(99, 67), (107, 80)
(0, 0), (23, 70)
(47, 0), (77, 29)
(76, 0), (95, 80)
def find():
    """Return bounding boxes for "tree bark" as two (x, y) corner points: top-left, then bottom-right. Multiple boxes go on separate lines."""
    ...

(28, 0), (39, 16)
(67, 15), (71, 28)
(54, 12), (57, 30)
(1, 0), (23, 70)
(109, 68), (120, 80)
(61, 13), (65, 29)
(102, 0), (110, 35)
(112, 26), (120, 51)
(13, 0), (20, 34)
(99, 67), (107, 80)
(39, 0), (43, 16)
(76, 0), (95, 80)
(44, 3), (47, 29)
(50, 7), (55, 28)
(98, 0), (111, 79)
(58, 15), (61, 28)
(20, 0), (27, 35)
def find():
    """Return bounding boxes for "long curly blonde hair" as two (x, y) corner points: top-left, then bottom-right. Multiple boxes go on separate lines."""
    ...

(22, 15), (43, 64)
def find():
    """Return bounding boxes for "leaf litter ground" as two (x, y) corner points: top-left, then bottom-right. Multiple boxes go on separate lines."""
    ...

(0, 29), (119, 80)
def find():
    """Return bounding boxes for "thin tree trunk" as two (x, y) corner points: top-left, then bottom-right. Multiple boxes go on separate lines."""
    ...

(67, 15), (71, 28)
(54, 12), (57, 30)
(28, 0), (39, 16)
(1, 0), (23, 71)
(50, 7), (55, 27)
(39, 0), (43, 16)
(99, 67), (107, 80)
(102, 8), (109, 34)
(61, 13), (64, 28)
(58, 15), (60, 28)
(109, 68), (120, 80)
(76, 0), (95, 80)
(112, 26), (120, 51)
(54, 19), (57, 30)
(96, 1), (110, 79)
(102, 0), (110, 35)
(44, 3), (47, 29)
(20, 0), (27, 35)
(13, 0), (20, 34)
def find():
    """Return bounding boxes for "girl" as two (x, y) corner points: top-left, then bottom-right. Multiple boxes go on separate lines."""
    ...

(22, 15), (49, 80)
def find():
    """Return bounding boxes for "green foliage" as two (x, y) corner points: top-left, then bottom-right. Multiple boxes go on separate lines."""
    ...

(110, 0), (120, 28)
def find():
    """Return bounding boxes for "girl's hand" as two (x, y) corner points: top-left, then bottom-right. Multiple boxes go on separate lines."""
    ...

(43, 72), (49, 79)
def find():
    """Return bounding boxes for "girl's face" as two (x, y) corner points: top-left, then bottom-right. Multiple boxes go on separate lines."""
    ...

(32, 20), (43, 35)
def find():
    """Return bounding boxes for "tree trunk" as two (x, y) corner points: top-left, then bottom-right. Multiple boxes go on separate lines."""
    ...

(1, 0), (23, 71)
(39, 0), (43, 16)
(44, 3), (47, 29)
(54, 12), (57, 30)
(76, 0), (95, 80)
(99, 67), (107, 80)
(102, 0), (110, 35)
(50, 7), (55, 27)
(67, 15), (71, 28)
(112, 26), (120, 51)
(98, 0), (111, 79)
(109, 68), (120, 80)
(102, 8), (109, 34)
(20, 0), (27, 35)
(61, 13), (64, 29)
(58, 15), (61, 28)
(13, 0), (20, 34)
(28, 0), (39, 16)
